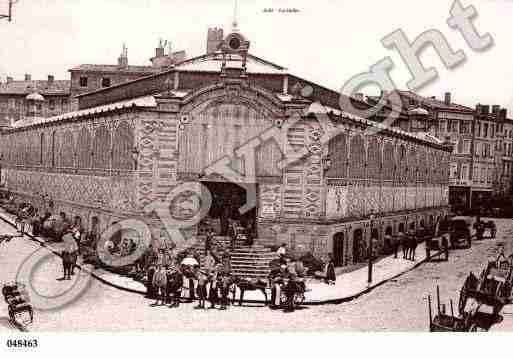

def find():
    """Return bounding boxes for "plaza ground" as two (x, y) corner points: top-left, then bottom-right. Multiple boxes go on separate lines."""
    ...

(1, 216), (512, 331)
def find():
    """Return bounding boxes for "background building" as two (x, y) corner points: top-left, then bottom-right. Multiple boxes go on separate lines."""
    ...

(380, 90), (511, 212)
(0, 74), (70, 129)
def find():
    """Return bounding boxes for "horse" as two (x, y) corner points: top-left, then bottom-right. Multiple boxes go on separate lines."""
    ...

(231, 276), (268, 306)
(406, 234), (418, 261)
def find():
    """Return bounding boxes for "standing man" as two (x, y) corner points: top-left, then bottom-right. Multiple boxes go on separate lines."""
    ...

(408, 230), (418, 261)
(205, 228), (215, 255)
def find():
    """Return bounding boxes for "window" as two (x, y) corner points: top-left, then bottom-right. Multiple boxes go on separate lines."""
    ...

(439, 120), (446, 133)
(457, 139), (463, 154)
(476, 122), (481, 137)
(449, 163), (458, 179)
(8, 98), (15, 109)
(483, 123), (489, 138)
(448, 120), (458, 133)
(79, 77), (88, 87)
(460, 164), (469, 181)
(463, 140), (471, 154)
(101, 78), (111, 88)
(460, 120), (471, 134)
(49, 99), (55, 110)
(491, 124), (495, 138)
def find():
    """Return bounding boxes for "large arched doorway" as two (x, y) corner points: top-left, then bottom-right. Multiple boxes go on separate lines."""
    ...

(333, 232), (345, 267)
(352, 228), (364, 263)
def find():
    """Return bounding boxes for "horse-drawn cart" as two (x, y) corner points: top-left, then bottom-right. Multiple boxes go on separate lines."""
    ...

(455, 254), (512, 331)
(428, 286), (467, 332)
(2, 283), (33, 328)
(459, 256), (512, 316)
(425, 235), (449, 262)
(449, 216), (472, 249)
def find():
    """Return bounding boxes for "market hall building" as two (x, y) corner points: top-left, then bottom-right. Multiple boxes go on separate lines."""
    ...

(0, 28), (452, 268)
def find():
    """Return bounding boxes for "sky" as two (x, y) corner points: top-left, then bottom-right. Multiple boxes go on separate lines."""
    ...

(0, 0), (512, 113)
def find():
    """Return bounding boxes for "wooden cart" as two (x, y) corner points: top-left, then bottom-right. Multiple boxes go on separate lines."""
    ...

(2, 283), (33, 327)
(428, 286), (467, 332)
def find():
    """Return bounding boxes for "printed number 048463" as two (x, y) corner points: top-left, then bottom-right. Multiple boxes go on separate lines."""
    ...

(6, 339), (38, 348)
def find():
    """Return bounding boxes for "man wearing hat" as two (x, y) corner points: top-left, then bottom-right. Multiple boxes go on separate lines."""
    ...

(269, 263), (288, 309)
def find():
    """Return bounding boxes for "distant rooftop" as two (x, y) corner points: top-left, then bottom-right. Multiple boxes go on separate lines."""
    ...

(0, 79), (70, 96)
(68, 64), (160, 73)
(395, 90), (474, 112)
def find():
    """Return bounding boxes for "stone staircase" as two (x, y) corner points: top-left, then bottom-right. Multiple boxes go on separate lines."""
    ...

(190, 236), (278, 280)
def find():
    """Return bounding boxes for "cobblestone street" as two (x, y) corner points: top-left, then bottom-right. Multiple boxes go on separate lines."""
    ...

(1, 218), (512, 332)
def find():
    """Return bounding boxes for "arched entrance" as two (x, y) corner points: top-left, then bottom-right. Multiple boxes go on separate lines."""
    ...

(352, 228), (364, 263)
(398, 222), (405, 233)
(332, 232), (345, 267)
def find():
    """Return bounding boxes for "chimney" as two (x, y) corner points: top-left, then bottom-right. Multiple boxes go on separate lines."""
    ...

(500, 109), (507, 121)
(492, 105), (500, 115)
(444, 92), (451, 105)
(207, 27), (224, 54)
(47, 74), (54, 85)
(118, 43), (128, 69)
(6, 76), (13, 84)
(476, 104), (482, 114)
(482, 105), (490, 115)
(24, 74), (31, 81)
(155, 47), (165, 58)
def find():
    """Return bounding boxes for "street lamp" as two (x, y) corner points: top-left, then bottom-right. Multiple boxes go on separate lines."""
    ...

(368, 212), (376, 284)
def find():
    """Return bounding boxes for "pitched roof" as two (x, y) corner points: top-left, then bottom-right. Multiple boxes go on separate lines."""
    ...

(173, 52), (287, 74)
(69, 64), (159, 73)
(0, 80), (70, 96)
(395, 90), (473, 112)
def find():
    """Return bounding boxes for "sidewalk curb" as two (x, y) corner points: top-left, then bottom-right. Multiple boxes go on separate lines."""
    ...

(0, 211), (435, 306)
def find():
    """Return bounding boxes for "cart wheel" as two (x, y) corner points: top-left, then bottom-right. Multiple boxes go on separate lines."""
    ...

(280, 291), (287, 305)
(295, 292), (305, 305)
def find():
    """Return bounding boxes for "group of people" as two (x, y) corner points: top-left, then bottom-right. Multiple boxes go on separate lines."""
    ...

(1, 192), (105, 281)
(144, 235), (234, 310)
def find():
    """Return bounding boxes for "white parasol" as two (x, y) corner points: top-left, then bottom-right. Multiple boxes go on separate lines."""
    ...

(181, 257), (199, 266)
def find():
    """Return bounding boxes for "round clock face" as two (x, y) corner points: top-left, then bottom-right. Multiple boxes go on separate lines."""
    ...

(229, 37), (241, 50)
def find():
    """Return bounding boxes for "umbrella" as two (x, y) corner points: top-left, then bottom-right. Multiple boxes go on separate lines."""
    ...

(181, 257), (199, 266)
